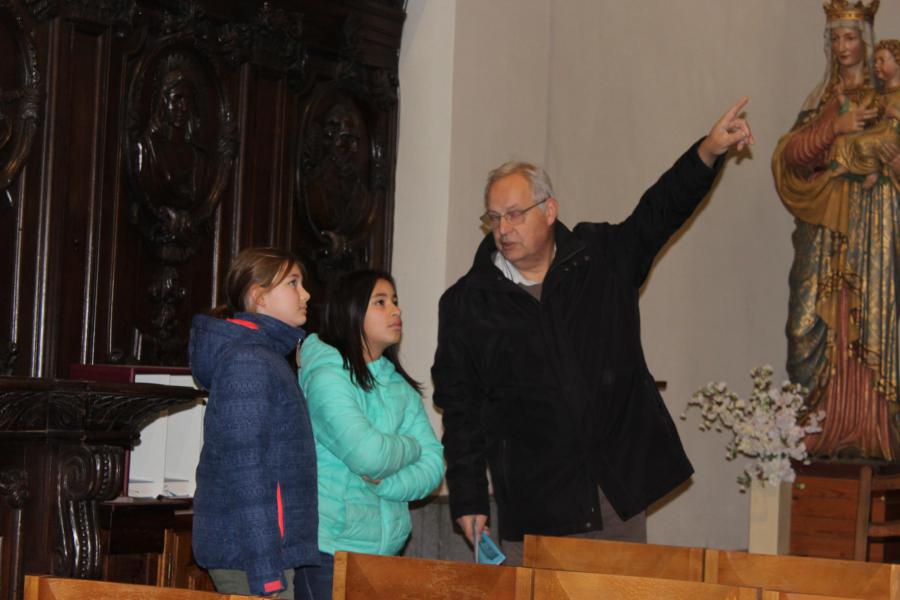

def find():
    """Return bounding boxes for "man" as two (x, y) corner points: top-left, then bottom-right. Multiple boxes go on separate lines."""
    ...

(431, 98), (754, 563)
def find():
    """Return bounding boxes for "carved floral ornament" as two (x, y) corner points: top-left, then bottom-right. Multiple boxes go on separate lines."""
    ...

(217, 2), (309, 91)
(0, 4), (41, 210)
(0, 468), (29, 509)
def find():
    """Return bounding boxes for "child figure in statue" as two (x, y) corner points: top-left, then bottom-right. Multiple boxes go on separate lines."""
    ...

(830, 40), (900, 189)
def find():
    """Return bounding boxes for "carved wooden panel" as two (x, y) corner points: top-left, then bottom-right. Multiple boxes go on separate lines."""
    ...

(0, 376), (205, 599)
(0, 0), (405, 375)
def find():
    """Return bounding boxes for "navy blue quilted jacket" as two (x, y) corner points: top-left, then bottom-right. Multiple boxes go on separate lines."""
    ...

(190, 312), (319, 595)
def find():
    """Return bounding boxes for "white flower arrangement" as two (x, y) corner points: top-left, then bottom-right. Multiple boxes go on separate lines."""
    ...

(682, 365), (825, 491)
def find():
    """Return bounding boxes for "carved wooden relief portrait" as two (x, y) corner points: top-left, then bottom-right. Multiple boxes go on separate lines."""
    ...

(125, 43), (236, 263)
(0, 4), (40, 208)
(297, 88), (384, 278)
(123, 40), (236, 364)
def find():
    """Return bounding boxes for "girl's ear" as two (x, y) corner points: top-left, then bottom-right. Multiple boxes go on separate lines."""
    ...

(248, 284), (266, 311)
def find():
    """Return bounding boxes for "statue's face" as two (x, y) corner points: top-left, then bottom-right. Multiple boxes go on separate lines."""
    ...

(164, 81), (194, 130)
(875, 48), (900, 86)
(324, 106), (359, 155)
(831, 27), (865, 70)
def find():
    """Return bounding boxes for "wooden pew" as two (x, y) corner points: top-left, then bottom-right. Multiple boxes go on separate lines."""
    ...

(23, 575), (267, 600)
(532, 568), (757, 600)
(522, 534), (704, 581)
(332, 552), (533, 600)
(704, 549), (900, 600)
(762, 592), (867, 600)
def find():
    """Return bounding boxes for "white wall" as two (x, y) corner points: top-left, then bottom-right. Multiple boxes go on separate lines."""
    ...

(394, 0), (900, 550)
(545, 0), (818, 550)
(393, 0), (457, 437)
(394, 0), (552, 486)
(445, 0), (553, 284)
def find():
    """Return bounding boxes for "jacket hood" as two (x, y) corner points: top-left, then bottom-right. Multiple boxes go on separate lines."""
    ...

(189, 312), (304, 389)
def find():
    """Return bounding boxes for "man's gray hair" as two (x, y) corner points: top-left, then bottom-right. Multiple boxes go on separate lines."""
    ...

(484, 161), (555, 211)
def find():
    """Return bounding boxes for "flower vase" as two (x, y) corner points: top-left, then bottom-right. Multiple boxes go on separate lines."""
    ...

(747, 480), (792, 554)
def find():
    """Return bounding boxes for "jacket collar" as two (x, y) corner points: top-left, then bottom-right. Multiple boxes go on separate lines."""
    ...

(468, 220), (586, 288)
(221, 312), (305, 357)
(189, 312), (304, 389)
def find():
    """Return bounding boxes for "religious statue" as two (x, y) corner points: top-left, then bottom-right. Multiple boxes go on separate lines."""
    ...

(773, 0), (900, 459)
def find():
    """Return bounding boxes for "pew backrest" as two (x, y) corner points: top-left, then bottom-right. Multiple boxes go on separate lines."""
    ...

(704, 549), (900, 600)
(332, 551), (533, 600)
(761, 591), (867, 600)
(522, 535), (704, 581)
(532, 568), (758, 600)
(23, 575), (266, 600)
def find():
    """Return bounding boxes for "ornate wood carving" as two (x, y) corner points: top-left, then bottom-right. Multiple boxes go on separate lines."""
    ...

(1, 341), (18, 375)
(0, 385), (203, 434)
(0, 377), (205, 597)
(53, 444), (123, 578)
(218, 2), (309, 91)
(124, 7), (237, 363)
(126, 46), (236, 263)
(0, 0), (403, 369)
(0, 6), (403, 599)
(296, 15), (398, 282)
(0, 2), (41, 209)
(0, 467), (29, 600)
(0, 467), (28, 509)
(0, 2), (403, 595)
(298, 99), (375, 279)
(22, 0), (135, 27)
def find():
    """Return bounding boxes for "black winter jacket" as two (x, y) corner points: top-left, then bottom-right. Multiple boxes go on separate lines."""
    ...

(432, 140), (721, 541)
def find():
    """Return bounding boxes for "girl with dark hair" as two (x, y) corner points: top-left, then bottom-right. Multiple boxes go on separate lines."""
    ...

(189, 247), (319, 598)
(298, 270), (444, 598)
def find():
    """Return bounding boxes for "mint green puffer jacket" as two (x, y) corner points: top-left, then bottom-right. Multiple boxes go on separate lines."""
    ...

(298, 334), (444, 556)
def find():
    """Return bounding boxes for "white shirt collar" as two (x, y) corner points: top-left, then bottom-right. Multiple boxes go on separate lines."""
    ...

(492, 250), (549, 287)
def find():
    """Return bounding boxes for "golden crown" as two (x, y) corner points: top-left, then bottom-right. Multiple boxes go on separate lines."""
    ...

(823, 0), (879, 23)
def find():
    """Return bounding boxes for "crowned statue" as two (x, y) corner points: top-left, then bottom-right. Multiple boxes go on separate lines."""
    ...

(773, 0), (900, 460)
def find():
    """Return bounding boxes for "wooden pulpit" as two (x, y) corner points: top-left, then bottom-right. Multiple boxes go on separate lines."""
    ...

(0, 377), (204, 600)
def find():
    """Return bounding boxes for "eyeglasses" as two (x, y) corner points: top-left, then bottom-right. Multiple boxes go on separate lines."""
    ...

(480, 198), (548, 230)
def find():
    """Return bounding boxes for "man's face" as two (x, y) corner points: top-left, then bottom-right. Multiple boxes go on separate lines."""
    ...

(486, 173), (556, 270)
